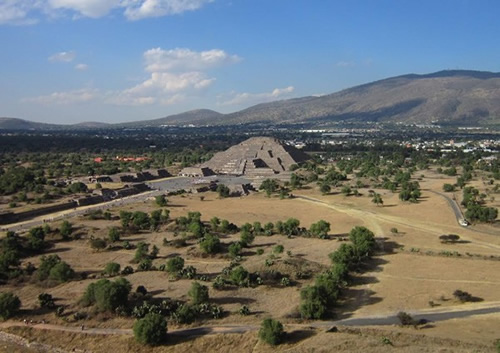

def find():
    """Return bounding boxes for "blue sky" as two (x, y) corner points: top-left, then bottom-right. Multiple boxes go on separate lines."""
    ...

(1, 0), (499, 124)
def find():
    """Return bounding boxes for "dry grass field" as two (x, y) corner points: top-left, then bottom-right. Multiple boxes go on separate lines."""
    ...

(1, 167), (500, 352)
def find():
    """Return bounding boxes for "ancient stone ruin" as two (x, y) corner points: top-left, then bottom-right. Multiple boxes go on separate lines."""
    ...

(199, 136), (310, 176)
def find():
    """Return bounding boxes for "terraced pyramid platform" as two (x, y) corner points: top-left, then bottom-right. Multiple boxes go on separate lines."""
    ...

(201, 137), (310, 176)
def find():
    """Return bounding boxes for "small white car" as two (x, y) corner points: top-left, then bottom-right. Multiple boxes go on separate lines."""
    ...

(459, 219), (469, 227)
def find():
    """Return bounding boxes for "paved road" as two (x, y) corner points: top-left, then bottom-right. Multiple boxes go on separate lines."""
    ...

(427, 190), (500, 237)
(427, 190), (464, 223)
(1, 303), (499, 338)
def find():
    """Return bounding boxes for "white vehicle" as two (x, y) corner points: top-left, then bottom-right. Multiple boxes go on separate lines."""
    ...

(459, 218), (469, 227)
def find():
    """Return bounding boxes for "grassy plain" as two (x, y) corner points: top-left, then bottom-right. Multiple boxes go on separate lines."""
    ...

(1, 167), (500, 352)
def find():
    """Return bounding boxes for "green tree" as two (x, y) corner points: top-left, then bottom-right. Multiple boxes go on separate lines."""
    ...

(155, 195), (167, 207)
(216, 184), (230, 198)
(108, 227), (121, 242)
(132, 211), (150, 230)
(349, 226), (376, 263)
(49, 261), (75, 282)
(120, 211), (133, 228)
(260, 179), (279, 197)
(200, 234), (221, 254)
(81, 278), (131, 312)
(134, 242), (150, 262)
(38, 293), (55, 309)
(371, 193), (383, 206)
(240, 230), (255, 247)
(258, 318), (284, 345)
(230, 266), (249, 286)
(228, 242), (242, 258)
(133, 312), (167, 346)
(300, 285), (328, 319)
(166, 256), (184, 274)
(0, 292), (21, 320)
(319, 183), (331, 195)
(27, 226), (46, 252)
(283, 218), (300, 236)
(188, 282), (209, 304)
(443, 183), (456, 192)
(60, 220), (73, 239)
(104, 262), (121, 276)
(309, 220), (330, 238)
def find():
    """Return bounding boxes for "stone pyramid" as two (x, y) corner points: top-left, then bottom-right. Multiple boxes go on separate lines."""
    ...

(202, 136), (310, 176)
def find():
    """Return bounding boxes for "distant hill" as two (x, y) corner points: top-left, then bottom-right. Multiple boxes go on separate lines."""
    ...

(0, 117), (60, 130)
(214, 70), (500, 126)
(118, 109), (223, 127)
(2, 70), (500, 130)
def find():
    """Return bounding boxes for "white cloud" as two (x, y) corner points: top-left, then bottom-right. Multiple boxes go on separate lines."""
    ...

(48, 51), (76, 63)
(23, 88), (98, 105)
(0, 0), (40, 25)
(108, 71), (214, 106)
(109, 47), (238, 106)
(75, 63), (89, 71)
(48, 0), (120, 18)
(0, 0), (213, 24)
(123, 0), (213, 20)
(219, 86), (295, 106)
(144, 47), (240, 72)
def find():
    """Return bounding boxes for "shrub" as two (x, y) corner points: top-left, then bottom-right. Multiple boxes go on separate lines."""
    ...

(258, 318), (284, 345)
(27, 226), (46, 252)
(228, 242), (242, 258)
(443, 183), (456, 192)
(90, 238), (107, 251)
(133, 312), (167, 346)
(397, 311), (416, 326)
(108, 227), (121, 242)
(81, 278), (131, 312)
(60, 220), (73, 239)
(200, 234), (221, 254)
(134, 242), (150, 262)
(273, 245), (284, 254)
(104, 262), (121, 276)
(230, 266), (249, 286)
(38, 293), (55, 309)
(239, 305), (250, 316)
(155, 195), (168, 207)
(188, 282), (209, 305)
(309, 220), (330, 238)
(36, 255), (74, 283)
(132, 211), (151, 230)
(121, 266), (134, 275)
(240, 230), (255, 247)
(138, 259), (153, 271)
(216, 184), (230, 198)
(49, 262), (75, 282)
(0, 293), (21, 320)
(453, 289), (473, 302)
(166, 256), (184, 274)
(173, 304), (195, 324)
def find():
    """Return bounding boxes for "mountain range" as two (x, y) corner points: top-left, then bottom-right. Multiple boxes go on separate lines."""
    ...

(2, 70), (500, 130)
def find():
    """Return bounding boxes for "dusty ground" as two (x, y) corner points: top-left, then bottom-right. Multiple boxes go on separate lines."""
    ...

(1, 167), (500, 351)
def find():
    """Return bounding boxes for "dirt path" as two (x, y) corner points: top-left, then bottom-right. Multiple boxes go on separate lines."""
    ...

(294, 195), (500, 252)
(1, 302), (499, 338)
